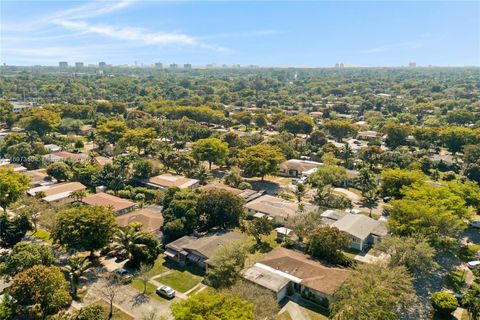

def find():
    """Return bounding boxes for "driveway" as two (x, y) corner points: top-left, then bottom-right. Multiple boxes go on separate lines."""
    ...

(78, 277), (174, 319)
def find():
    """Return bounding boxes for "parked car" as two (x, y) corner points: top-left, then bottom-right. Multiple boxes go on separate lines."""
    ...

(469, 220), (480, 229)
(115, 268), (133, 282)
(467, 261), (480, 269)
(156, 285), (175, 299)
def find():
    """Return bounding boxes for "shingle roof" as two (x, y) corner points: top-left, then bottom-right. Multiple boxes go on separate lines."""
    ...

(279, 159), (322, 173)
(256, 247), (350, 295)
(115, 205), (163, 233)
(245, 195), (318, 219)
(82, 192), (136, 212)
(199, 183), (264, 202)
(166, 230), (245, 260)
(331, 214), (381, 240)
(28, 182), (86, 201)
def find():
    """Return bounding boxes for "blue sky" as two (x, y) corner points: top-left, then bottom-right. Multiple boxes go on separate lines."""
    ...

(1, 1), (479, 67)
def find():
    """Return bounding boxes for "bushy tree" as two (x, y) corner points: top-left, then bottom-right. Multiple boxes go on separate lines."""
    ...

(307, 226), (351, 265)
(51, 206), (116, 255)
(192, 138), (229, 170)
(323, 120), (358, 141)
(309, 165), (347, 188)
(331, 263), (416, 320)
(171, 291), (254, 320)
(47, 162), (71, 182)
(238, 145), (285, 180)
(19, 108), (61, 136)
(242, 216), (273, 245)
(1, 241), (55, 276)
(10, 265), (71, 315)
(374, 236), (437, 275)
(205, 241), (248, 289)
(0, 168), (30, 212)
(197, 189), (245, 230)
(380, 168), (425, 198)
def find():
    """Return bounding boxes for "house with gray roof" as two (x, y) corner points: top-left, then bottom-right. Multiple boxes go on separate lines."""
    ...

(331, 214), (387, 250)
(164, 230), (245, 270)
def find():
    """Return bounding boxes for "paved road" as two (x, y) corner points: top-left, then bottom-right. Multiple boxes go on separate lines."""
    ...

(80, 277), (174, 319)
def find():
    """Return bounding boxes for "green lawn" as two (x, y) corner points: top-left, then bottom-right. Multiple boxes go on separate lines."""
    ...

(130, 278), (166, 302)
(145, 255), (168, 278)
(29, 228), (52, 244)
(158, 270), (203, 293)
(91, 300), (134, 320)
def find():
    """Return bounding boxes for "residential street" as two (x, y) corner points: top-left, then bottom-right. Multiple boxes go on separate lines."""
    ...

(74, 277), (174, 319)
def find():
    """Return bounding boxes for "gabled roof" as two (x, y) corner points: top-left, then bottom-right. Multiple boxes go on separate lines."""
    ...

(279, 159), (323, 173)
(82, 192), (136, 212)
(28, 182), (86, 202)
(166, 230), (245, 260)
(245, 195), (318, 219)
(331, 213), (383, 240)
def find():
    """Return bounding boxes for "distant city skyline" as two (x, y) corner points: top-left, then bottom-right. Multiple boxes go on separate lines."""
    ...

(1, 1), (479, 67)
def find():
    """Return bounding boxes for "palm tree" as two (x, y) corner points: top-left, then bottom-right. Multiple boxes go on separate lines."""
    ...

(63, 256), (91, 297)
(111, 227), (146, 262)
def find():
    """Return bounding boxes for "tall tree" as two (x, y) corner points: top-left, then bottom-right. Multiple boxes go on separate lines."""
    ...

(0, 168), (30, 212)
(171, 291), (254, 320)
(331, 263), (416, 320)
(238, 145), (285, 180)
(0, 241), (55, 276)
(196, 189), (245, 229)
(10, 265), (72, 316)
(62, 256), (91, 297)
(51, 206), (116, 256)
(192, 138), (229, 170)
(205, 241), (248, 289)
(307, 226), (351, 265)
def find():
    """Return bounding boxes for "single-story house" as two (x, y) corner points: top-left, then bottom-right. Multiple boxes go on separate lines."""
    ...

(0, 162), (27, 172)
(144, 174), (199, 190)
(81, 192), (136, 215)
(279, 159), (323, 178)
(321, 209), (348, 225)
(94, 156), (113, 167)
(44, 144), (61, 152)
(274, 227), (297, 243)
(164, 230), (245, 270)
(357, 131), (379, 140)
(245, 195), (319, 225)
(115, 205), (163, 237)
(28, 182), (86, 206)
(43, 151), (89, 163)
(330, 213), (387, 250)
(22, 169), (54, 186)
(243, 247), (350, 303)
(199, 182), (264, 203)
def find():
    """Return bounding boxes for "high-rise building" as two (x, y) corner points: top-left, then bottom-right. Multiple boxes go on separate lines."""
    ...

(155, 62), (163, 69)
(59, 61), (68, 68)
(75, 62), (84, 68)
(184, 64), (192, 69)
(408, 62), (417, 68)
(98, 61), (107, 68)
(170, 64), (178, 69)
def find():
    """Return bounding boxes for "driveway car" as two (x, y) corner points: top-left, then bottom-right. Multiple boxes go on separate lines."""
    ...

(467, 261), (480, 269)
(470, 221), (480, 229)
(156, 285), (175, 299)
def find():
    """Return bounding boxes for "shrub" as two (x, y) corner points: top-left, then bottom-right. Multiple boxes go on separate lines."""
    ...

(431, 292), (458, 315)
